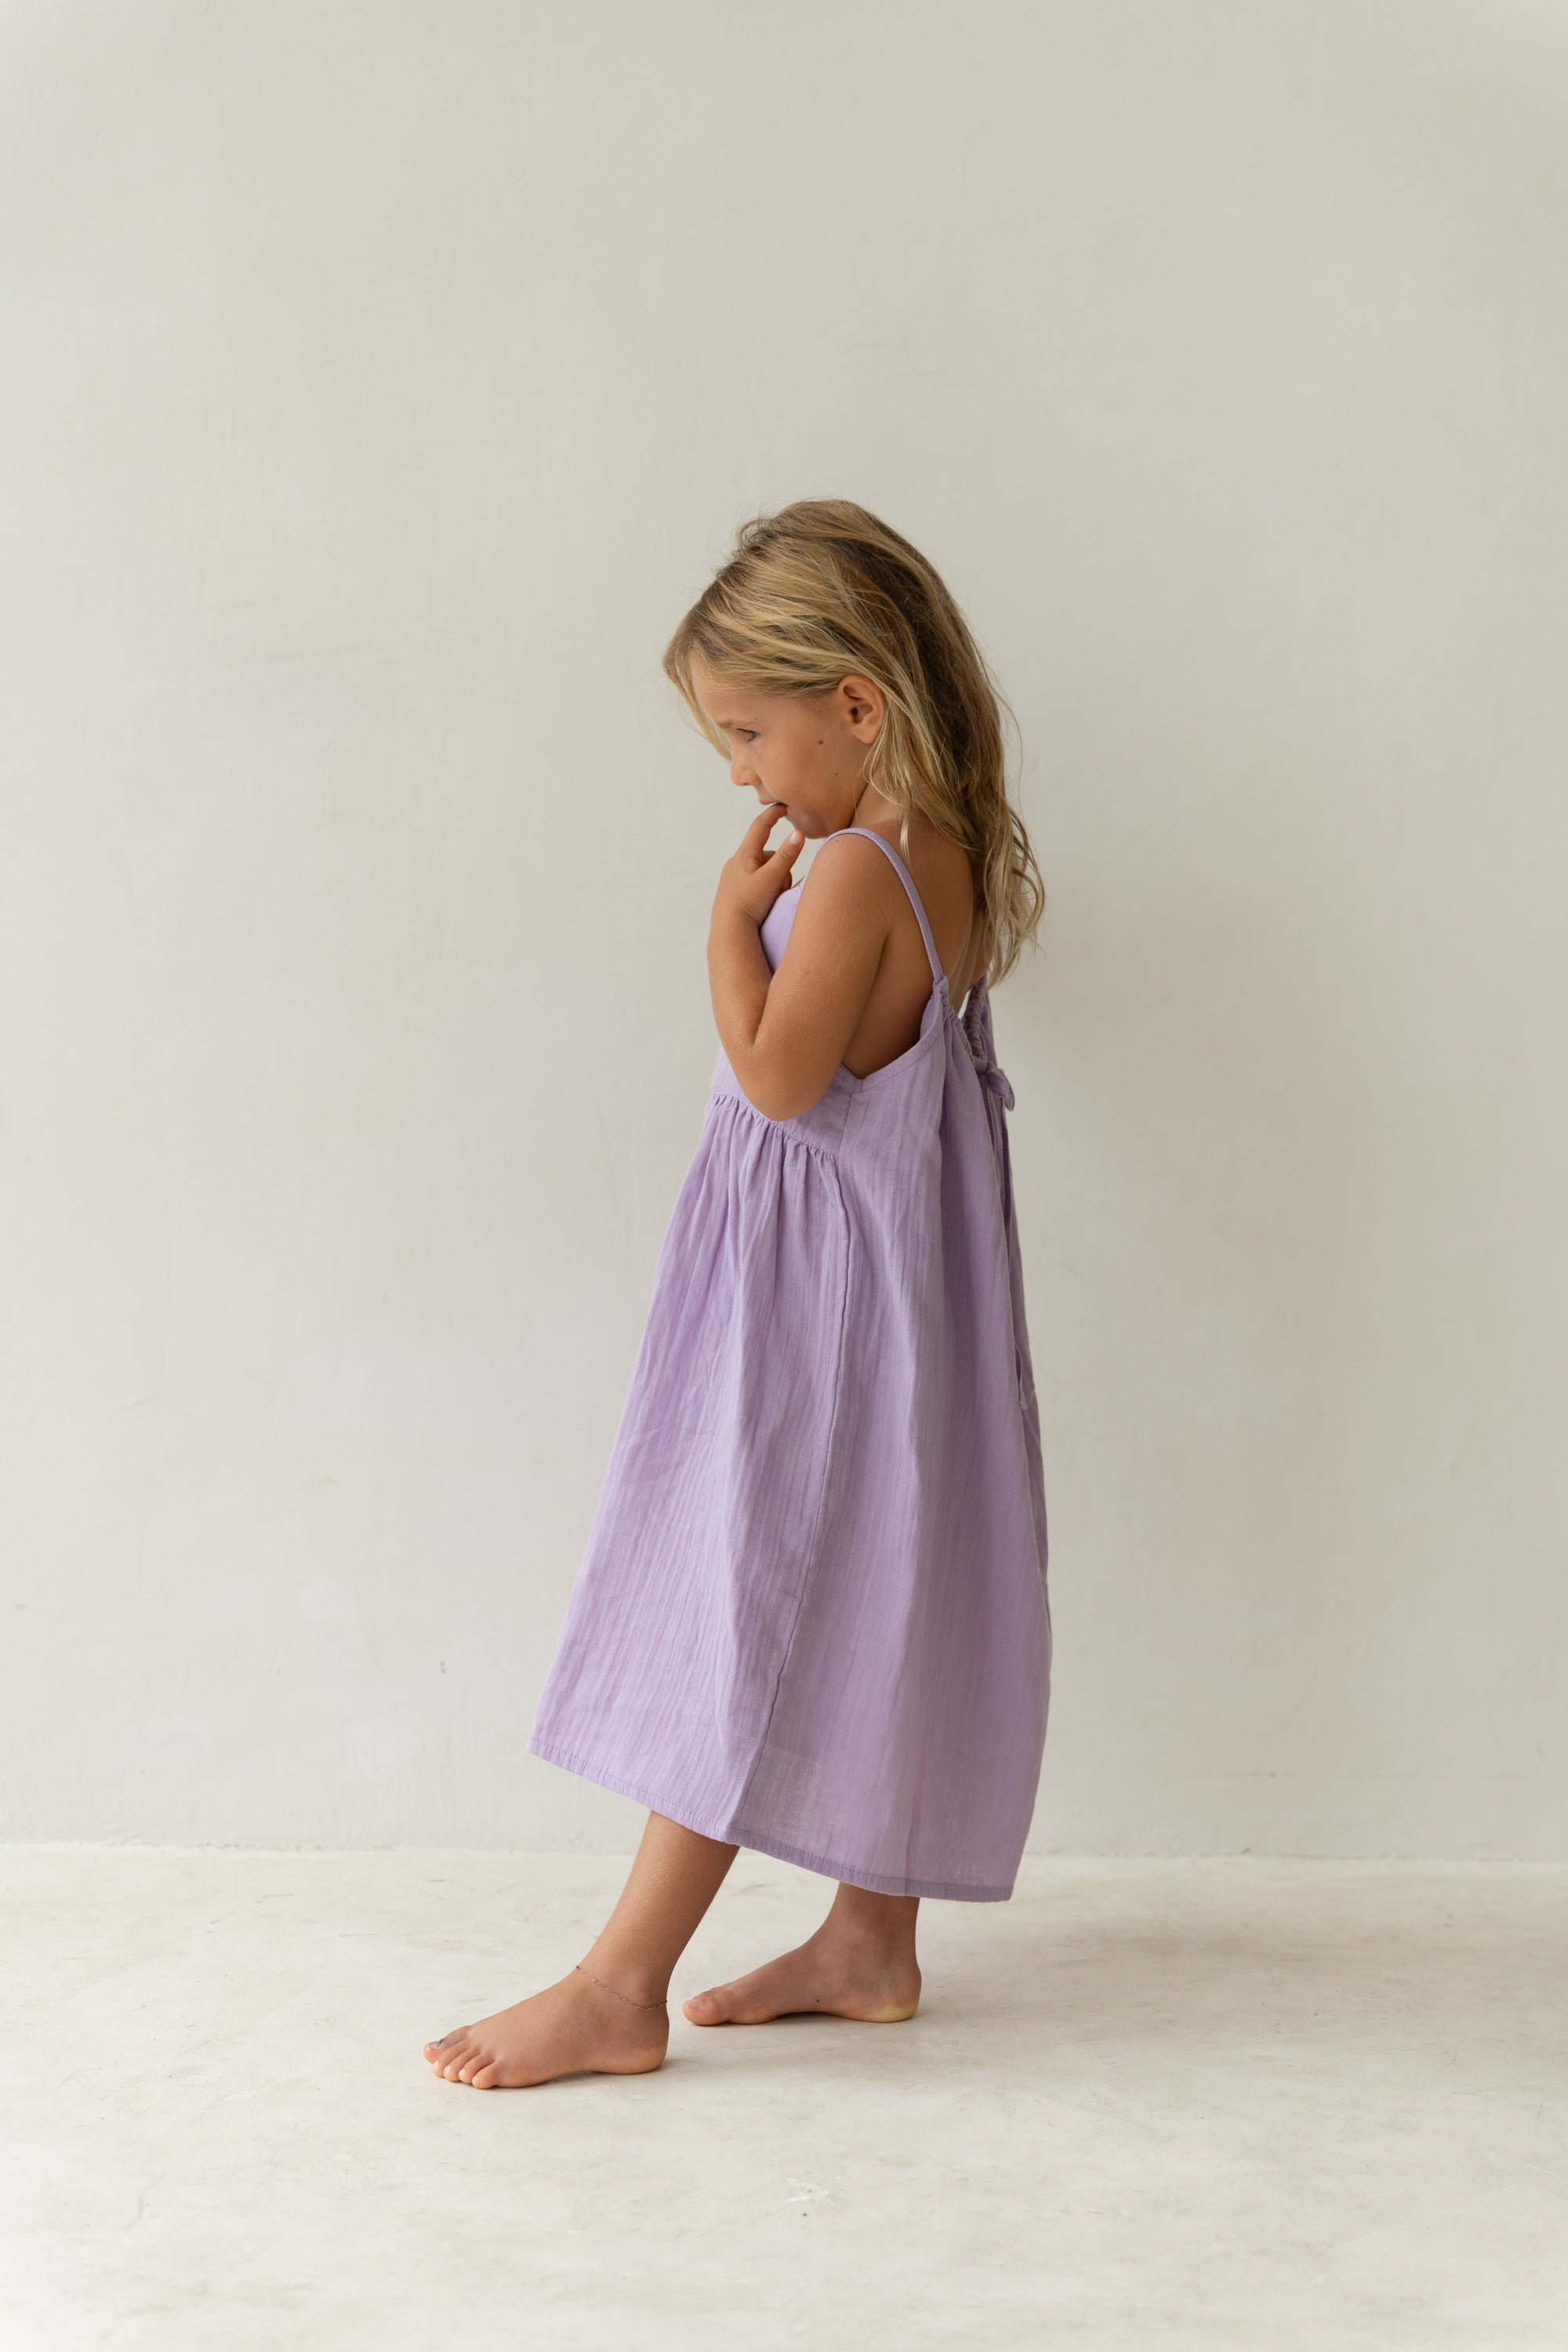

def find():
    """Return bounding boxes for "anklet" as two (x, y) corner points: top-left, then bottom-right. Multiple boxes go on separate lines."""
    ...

(574, 1962), (667, 2010)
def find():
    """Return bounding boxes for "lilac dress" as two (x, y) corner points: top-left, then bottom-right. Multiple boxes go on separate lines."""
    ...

(528, 826), (1051, 1900)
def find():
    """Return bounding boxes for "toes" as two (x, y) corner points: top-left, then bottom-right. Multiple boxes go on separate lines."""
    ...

(470, 2062), (500, 2089)
(681, 1987), (728, 2025)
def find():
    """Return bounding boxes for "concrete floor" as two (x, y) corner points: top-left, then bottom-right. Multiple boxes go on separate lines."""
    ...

(4, 1849), (1564, 2350)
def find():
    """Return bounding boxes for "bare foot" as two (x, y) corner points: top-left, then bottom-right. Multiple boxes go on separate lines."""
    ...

(423, 1969), (668, 2089)
(681, 1926), (920, 2027)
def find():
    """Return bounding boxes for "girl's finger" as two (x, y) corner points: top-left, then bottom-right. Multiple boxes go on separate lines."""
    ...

(740, 800), (789, 851)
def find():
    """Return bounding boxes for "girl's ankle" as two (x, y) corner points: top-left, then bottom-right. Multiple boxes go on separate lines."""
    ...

(816, 1918), (917, 1969)
(574, 1954), (670, 2010)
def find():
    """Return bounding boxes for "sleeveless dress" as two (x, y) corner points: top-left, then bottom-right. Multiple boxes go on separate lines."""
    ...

(528, 826), (1051, 1901)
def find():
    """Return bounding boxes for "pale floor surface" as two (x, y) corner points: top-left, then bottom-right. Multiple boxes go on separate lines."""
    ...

(4, 1848), (1565, 2351)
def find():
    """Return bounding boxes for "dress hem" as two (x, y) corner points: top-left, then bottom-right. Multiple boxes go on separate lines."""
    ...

(528, 1734), (1016, 1904)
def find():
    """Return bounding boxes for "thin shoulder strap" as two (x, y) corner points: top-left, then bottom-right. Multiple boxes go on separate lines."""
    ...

(822, 826), (947, 990)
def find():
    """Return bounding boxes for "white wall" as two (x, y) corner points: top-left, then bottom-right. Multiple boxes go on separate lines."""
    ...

(2, 0), (1563, 1855)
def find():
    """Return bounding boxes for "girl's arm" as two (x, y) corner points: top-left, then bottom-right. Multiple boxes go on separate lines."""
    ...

(709, 812), (894, 1122)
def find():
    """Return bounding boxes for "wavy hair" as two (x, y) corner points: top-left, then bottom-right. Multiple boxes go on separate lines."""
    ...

(662, 499), (1044, 985)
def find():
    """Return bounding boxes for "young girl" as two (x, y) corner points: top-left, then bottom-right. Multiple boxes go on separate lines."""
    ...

(424, 499), (1051, 2090)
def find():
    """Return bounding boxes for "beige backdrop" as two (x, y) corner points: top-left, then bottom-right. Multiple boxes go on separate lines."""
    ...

(2, 0), (1563, 1855)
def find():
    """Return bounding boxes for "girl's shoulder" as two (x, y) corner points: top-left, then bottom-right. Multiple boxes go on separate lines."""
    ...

(812, 816), (988, 1001)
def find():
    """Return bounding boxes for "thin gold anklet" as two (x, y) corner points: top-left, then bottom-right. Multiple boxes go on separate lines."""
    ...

(574, 1962), (667, 2010)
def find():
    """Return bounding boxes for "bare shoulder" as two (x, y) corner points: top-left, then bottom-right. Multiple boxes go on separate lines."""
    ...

(802, 826), (906, 895)
(792, 829), (905, 940)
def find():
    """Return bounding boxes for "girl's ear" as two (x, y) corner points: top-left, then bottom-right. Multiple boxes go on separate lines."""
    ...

(837, 674), (886, 740)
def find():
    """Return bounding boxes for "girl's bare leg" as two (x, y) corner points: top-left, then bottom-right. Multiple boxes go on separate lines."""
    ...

(681, 1882), (920, 2027)
(423, 1813), (738, 2089)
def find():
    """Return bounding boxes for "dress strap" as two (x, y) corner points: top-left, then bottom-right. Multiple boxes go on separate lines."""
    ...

(822, 826), (949, 993)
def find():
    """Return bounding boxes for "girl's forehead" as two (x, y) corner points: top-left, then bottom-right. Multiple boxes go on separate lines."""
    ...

(691, 662), (765, 725)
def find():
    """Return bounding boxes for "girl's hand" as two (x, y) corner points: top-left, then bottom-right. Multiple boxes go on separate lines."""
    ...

(713, 801), (804, 929)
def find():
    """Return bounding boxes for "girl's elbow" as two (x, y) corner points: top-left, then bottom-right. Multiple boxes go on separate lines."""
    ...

(740, 1054), (833, 1123)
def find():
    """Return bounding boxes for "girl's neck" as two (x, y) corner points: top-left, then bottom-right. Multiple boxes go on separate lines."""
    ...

(849, 780), (909, 837)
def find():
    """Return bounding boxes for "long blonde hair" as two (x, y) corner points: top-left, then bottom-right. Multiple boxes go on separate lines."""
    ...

(662, 499), (1044, 986)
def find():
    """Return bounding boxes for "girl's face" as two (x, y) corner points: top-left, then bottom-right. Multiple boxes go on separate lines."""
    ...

(688, 659), (887, 840)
